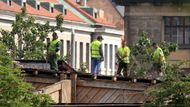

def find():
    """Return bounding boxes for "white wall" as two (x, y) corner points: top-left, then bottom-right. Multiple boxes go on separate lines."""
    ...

(0, 11), (122, 76)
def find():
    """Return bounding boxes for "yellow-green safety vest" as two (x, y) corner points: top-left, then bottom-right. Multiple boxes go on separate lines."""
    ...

(91, 40), (102, 58)
(152, 47), (166, 63)
(118, 46), (130, 63)
(48, 39), (60, 53)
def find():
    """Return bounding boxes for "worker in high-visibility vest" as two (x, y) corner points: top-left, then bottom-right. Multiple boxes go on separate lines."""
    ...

(152, 42), (166, 79)
(116, 40), (130, 78)
(47, 32), (60, 76)
(91, 36), (104, 80)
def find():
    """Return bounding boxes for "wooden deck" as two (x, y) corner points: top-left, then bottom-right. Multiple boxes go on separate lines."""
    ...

(17, 60), (152, 105)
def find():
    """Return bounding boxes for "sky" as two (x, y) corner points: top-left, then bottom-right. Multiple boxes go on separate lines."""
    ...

(115, 5), (125, 16)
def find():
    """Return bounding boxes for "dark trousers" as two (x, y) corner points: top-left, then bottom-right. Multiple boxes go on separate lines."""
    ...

(117, 62), (128, 77)
(48, 54), (58, 72)
(153, 63), (162, 72)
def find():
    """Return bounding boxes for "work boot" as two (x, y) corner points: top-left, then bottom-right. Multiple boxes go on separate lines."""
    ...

(151, 79), (157, 85)
(92, 75), (97, 80)
(112, 76), (117, 81)
(53, 73), (58, 77)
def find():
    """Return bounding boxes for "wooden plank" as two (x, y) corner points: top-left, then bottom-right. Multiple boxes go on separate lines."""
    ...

(77, 80), (149, 91)
(76, 87), (89, 100)
(78, 87), (92, 103)
(41, 80), (69, 94)
(61, 80), (71, 103)
(105, 89), (122, 103)
(98, 89), (117, 103)
(88, 88), (109, 103)
(76, 87), (84, 97)
(42, 83), (61, 94)
(24, 76), (59, 84)
(123, 90), (144, 103)
(113, 95), (123, 103)
(80, 88), (100, 103)
(71, 73), (77, 103)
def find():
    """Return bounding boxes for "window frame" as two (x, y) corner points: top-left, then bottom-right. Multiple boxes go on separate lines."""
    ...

(164, 16), (190, 49)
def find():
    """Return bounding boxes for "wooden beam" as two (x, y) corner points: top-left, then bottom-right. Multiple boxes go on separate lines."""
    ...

(24, 76), (59, 84)
(77, 80), (150, 91)
(71, 73), (77, 103)
(42, 83), (62, 94)
(41, 80), (71, 94)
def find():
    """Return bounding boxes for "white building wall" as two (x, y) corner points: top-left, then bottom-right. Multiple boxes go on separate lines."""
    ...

(0, 11), (123, 76)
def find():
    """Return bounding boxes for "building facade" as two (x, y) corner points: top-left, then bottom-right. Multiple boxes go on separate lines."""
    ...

(113, 0), (190, 67)
(76, 0), (124, 30)
(0, 0), (124, 75)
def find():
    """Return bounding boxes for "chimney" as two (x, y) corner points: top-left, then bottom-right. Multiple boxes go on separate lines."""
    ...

(98, 9), (104, 19)
(27, 0), (40, 10)
(12, 0), (26, 7)
(41, 2), (54, 13)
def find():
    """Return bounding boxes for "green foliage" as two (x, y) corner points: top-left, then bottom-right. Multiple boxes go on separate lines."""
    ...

(129, 31), (178, 78)
(78, 63), (88, 73)
(0, 7), (64, 60)
(160, 42), (178, 57)
(62, 54), (71, 64)
(144, 62), (190, 107)
(0, 42), (53, 107)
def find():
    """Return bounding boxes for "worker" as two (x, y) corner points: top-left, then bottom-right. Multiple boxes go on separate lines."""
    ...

(151, 42), (166, 82)
(116, 40), (130, 78)
(47, 32), (60, 76)
(91, 36), (104, 80)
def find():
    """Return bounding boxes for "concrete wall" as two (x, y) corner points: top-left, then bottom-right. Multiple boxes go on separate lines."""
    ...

(125, 4), (190, 64)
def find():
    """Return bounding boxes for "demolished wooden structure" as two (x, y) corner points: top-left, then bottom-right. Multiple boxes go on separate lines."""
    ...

(17, 60), (153, 105)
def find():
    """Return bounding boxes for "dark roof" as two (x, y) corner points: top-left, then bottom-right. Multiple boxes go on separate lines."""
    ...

(112, 0), (190, 6)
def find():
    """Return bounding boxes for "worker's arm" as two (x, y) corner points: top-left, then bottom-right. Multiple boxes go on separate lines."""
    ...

(55, 41), (61, 52)
(159, 49), (165, 63)
(99, 44), (104, 61)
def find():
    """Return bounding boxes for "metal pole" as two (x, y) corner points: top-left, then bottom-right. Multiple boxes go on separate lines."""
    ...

(71, 28), (75, 68)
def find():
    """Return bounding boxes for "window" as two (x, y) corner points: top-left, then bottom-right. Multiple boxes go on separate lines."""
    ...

(60, 40), (64, 59)
(86, 43), (90, 70)
(164, 16), (190, 48)
(104, 44), (107, 68)
(64, 9), (67, 15)
(75, 42), (77, 69)
(109, 45), (113, 69)
(66, 40), (70, 55)
(115, 45), (118, 70)
(80, 42), (83, 66)
(23, 2), (26, 7)
(8, 0), (11, 6)
(51, 7), (54, 13)
(94, 12), (97, 18)
(37, 4), (40, 10)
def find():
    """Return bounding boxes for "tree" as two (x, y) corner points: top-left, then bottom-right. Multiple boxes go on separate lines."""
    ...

(0, 7), (64, 60)
(129, 31), (178, 78)
(0, 42), (53, 107)
(144, 62), (190, 107)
